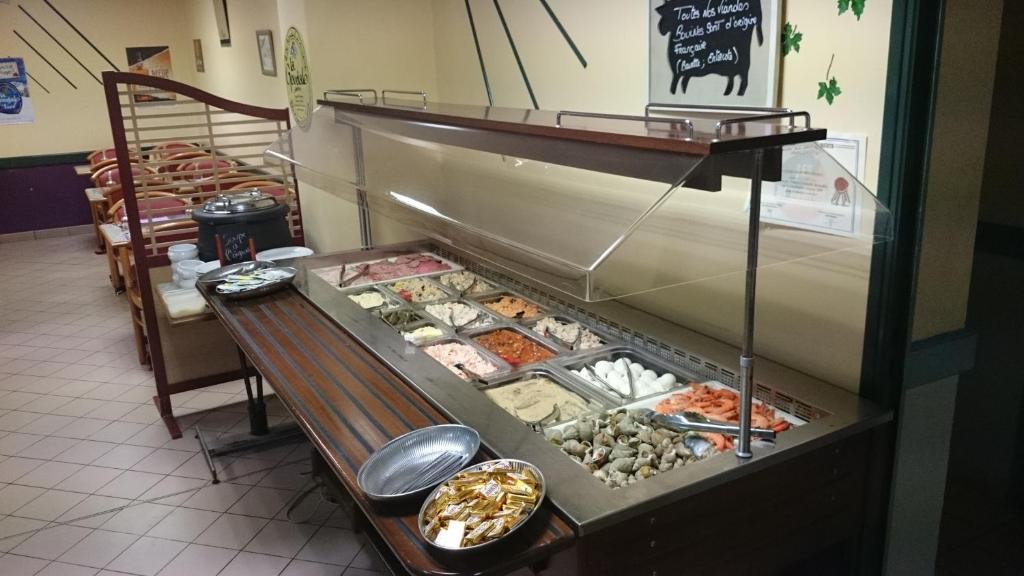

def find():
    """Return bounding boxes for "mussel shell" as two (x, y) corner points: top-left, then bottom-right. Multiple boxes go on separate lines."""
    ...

(609, 444), (637, 460)
(577, 421), (594, 443)
(593, 432), (614, 447)
(562, 425), (580, 442)
(609, 457), (636, 473)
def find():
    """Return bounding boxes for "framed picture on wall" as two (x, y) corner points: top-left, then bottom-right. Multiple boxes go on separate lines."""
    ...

(213, 0), (231, 47)
(256, 30), (276, 76)
(193, 39), (205, 73)
(648, 0), (781, 107)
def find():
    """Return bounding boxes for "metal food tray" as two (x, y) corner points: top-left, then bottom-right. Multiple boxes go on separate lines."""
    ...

(435, 270), (505, 298)
(418, 459), (546, 553)
(378, 275), (456, 304)
(479, 368), (613, 427)
(358, 424), (480, 502)
(417, 335), (513, 382)
(417, 298), (502, 332)
(471, 292), (549, 323)
(552, 346), (697, 404)
(201, 262), (298, 301)
(313, 251), (464, 291)
(345, 287), (404, 311)
(620, 382), (807, 427)
(524, 314), (616, 352)
(465, 325), (565, 370)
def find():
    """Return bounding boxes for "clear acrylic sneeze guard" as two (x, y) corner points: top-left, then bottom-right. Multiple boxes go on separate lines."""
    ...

(266, 106), (893, 302)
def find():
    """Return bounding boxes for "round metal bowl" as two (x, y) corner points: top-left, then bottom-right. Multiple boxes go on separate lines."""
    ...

(417, 459), (546, 553)
(357, 425), (479, 502)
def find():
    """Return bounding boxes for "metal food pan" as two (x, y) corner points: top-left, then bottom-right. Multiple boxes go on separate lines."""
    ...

(345, 287), (405, 312)
(524, 315), (616, 352)
(418, 298), (502, 332)
(378, 275), (455, 305)
(552, 346), (695, 403)
(465, 325), (565, 370)
(396, 320), (451, 346)
(417, 336), (512, 382)
(434, 270), (505, 298)
(472, 292), (549, 323)
(318, 251), (464, 291)
(481, 368), (614, 415)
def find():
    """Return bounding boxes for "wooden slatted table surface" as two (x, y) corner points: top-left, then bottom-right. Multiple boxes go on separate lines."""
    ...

(201, 286), (576, 576)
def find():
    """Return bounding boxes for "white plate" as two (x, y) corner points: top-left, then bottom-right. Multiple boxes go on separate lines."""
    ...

(256, 246), (314, 262)
(195, 261), (222, 274)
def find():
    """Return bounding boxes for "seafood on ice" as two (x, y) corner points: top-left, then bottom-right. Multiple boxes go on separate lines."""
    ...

(546, 408), (718, 489)
(654, 383), (793, 451)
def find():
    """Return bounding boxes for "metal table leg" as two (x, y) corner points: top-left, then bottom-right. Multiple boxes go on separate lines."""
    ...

(195, 346), (305, 483)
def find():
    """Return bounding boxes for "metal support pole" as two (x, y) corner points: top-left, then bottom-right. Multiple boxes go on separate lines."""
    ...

(353, 127), (373, 249)
(737, 149), (764, 459)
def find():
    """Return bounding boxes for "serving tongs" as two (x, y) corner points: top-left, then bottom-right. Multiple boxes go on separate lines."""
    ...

(545, 326), (584, 351)
(519, 404), (561, 433)
(454, 363), (488, 386)
(338, 263), (370, 288)
(635, 408), (776, 440)
(457, 277), (479, 299)
(580, 365), (632, 400)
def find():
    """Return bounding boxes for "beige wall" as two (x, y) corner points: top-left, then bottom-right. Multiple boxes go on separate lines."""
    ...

(182, 0), (286, 109)
(0, 0), (196, 157)
(911, 0), (1003, 341)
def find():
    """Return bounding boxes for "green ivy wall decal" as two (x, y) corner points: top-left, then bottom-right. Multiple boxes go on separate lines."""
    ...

(837, 0), (866, 20)
(817, 54), (842, 105)
(782, 22), (803, 56)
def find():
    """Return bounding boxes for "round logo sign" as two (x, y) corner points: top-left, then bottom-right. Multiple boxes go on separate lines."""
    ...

(283, 27), (312, 129)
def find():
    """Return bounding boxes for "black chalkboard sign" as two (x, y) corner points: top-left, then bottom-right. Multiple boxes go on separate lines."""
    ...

(650, 0), (777, 106)
(216, 225), (254, 265)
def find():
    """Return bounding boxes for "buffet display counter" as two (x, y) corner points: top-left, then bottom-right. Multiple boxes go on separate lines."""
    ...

(199, 94), (900, 574)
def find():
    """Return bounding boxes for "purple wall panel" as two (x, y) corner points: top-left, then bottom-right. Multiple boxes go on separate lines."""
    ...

(0, 164), (92, 234)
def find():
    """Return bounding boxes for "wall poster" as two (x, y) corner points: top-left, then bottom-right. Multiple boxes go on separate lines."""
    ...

(649, 0), (781, 106)
(0, 57), (34, 125)
(126, 46), (175, 103)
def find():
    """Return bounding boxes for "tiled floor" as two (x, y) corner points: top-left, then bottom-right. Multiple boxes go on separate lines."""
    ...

(0, 235), (387, 576)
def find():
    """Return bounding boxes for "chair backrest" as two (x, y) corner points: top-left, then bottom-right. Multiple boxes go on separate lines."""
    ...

(108, 192), (188, 223)
(151, 142), (200, 161)
(159, 151), (212, 178)
(92, 163), (156, 188)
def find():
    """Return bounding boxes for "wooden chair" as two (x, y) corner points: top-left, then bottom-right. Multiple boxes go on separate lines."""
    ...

(92, 163), (158, 188)
(107, 192), (189, 224)
(150, 142), (200, 162)
(115, 218), (197, 367)
(88, 147), (138, 167)
(159, 151), (212, 179)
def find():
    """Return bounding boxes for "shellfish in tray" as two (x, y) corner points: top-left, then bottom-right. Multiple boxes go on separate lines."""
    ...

(654, 383), (793, 451)
(546, 408), (719, 489)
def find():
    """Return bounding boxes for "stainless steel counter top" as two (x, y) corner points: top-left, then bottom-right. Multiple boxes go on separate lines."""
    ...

(292, 243), (891, 535)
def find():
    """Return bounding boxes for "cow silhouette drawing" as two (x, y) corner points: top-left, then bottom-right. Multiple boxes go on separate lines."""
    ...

(655, 0), (764, 96)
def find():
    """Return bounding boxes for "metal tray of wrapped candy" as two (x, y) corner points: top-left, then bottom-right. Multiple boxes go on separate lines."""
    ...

(418, 459), (546, 553)
(201, 261), (297, 300)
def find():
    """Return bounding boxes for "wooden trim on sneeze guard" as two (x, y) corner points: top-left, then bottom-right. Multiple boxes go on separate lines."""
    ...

(200, 285), (575, 575)
(102, 71), (301, 438)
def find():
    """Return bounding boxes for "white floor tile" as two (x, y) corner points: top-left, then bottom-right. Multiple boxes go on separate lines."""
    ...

(53, 419), (110, 440)
(93, 471), (163, 499)
(53, 466), (122, 494)
(57, 495), (133, 528)
(105, 535), (187, 576)
(0, 432), (43, 456)
(53, 441), (116, 465)
(57, 529), (137, 568)
(0, 516), (49, 552)
(0, 457), (46, 483)
(0, 484), (47, 515)
(16, 436), (80, 460)
(130, 449), (193, 475)
(15, 461), (84, 488)
(13, 489), (88, 521)
(0, 553), (49, 576)
(35, 561), (101, 576)
(136, 476), (207, 506)
(145, 507), (220, 542)
(227, 487), (295, 519)
(219, 551), (289, 576)
(294, 527), (362, 566)
(0, 411), (42, 432)
(180, 482), (249, 512)
(244, 520), (317, 558)
(11, 524), (93, 560)
(50, 400), (106, 419)
(194, 513), (267, 549)
(280, 559), (343, 576)
(155, 543), (235, 576)
(88, 422), (146, 444)
(90, 445), (154, 470)
(99, 502), (174, 535)
(20, 415), (79, 436)
(347, 543), (385, 571)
